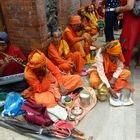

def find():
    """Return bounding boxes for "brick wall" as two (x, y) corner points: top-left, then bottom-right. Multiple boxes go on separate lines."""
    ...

(0, 0), (92, 55)
(0, 0), (48, 56)
(58, 0), (80, 30)
(80, 0), (92, 6)
(58, 0), (92, 30)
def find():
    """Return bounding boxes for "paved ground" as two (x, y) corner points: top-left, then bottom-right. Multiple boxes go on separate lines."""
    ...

(0, 31), (139, 140)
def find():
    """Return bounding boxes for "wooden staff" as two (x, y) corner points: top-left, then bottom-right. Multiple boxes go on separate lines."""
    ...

(0, 51), (26, 67)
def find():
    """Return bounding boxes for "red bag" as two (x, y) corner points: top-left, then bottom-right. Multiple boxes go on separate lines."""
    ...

(21, 99), (53, 126)
(53, 120), (74, 130)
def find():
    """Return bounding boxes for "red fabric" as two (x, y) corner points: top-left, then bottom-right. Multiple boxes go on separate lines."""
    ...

(0, 45), (26, 76)
(120, 0), (140, 67)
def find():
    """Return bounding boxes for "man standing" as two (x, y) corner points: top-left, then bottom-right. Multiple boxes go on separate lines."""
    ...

(102, 0), (120, 42)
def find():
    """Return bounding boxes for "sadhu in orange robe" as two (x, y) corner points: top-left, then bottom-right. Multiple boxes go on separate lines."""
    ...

(63, 26), (93, 58)
(89, 40), (134, 92)
(77, 7), (98, 36)
(22, 50), (83, 108)
(63, 15), (93, 58)
(48, 39), (85, 74)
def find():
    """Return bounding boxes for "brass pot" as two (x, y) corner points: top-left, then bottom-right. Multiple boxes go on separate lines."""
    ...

(97, 83), (109, 101)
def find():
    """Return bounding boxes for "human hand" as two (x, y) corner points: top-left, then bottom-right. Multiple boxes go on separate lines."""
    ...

(69, 61), (76, 69)
(110, 77), (116, 88)
(0, 59), (4, 65)
(115, 7), (121, 13)
(82, 35), (88, 42)
(109, 88), (118, 99)
(3, 57), (11, 65)
(117, 13), (123, 20)
(59, 84), (68, 95)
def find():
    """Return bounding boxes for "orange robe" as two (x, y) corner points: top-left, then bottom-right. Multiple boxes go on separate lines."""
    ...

(63, 26), (93, 57)
(80, 17), (98, 36)
(23, 57), (83, 108)
(48, 40), (85, 74)
(89, 53), (133, 92)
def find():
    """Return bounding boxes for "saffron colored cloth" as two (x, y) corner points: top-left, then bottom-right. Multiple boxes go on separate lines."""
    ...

(48, 40), (85, 74)
(23, 51), (83, 108)
(0, 45), (26, 76)
(63, 26), (92, 57)
(81, 16), (98, 36)
(106, 40), (125, 62)
(120, 0), (140, 67)
(88, 47), (133, 92)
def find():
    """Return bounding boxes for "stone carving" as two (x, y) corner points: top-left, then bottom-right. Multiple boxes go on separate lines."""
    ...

(45, 0), (58, 36)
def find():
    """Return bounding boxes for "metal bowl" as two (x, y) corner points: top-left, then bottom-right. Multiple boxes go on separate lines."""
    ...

(71, 106), (83, 116)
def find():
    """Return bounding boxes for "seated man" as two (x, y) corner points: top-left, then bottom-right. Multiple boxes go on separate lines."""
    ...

(85, 4), (98, 30)
(22, 49), (83, 108)
(77, 7), (98, 37)
(63, 15), (95, 63)
(48, 30), (86, 75)
(0, 32), (28, 92)
(88, 40), (134, 102)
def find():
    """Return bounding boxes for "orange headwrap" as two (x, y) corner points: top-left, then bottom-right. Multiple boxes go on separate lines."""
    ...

(106, 40), (122, 55)
(106, 40), (125, 62)
(27, 49), (46, 68)
(69, 15), (81, 25)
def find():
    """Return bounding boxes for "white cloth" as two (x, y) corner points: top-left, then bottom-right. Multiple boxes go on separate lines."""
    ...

(87, 48), (124, 88)
(109, 93), (134, 107)
(47, 104), (68, 122)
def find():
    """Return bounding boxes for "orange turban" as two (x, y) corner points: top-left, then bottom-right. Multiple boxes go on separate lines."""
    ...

(106, 40), (122, 55)
(106, 40), (125, 62)
(27, 49), (46, 68)
(69, 15), (81, 25)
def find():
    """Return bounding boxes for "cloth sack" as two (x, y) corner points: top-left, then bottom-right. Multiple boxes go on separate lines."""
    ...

(21, 99), (53, 126)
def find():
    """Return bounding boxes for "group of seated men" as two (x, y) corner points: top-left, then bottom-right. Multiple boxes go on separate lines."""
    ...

(0, 4), (134, 109)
